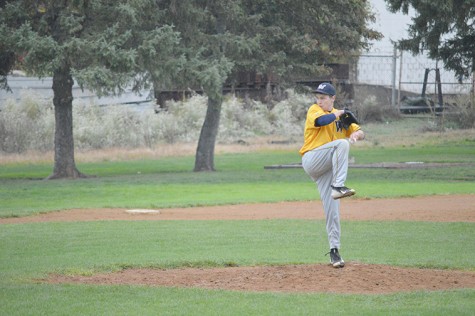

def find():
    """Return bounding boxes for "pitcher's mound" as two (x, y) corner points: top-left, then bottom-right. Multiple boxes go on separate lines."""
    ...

(47, 263), (475, 294)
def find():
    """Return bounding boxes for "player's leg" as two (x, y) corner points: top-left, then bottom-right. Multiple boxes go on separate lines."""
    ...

(330, 139), (350, 186)
(303, 139), (351, 186)
(302, 148), (338, 247)
(302, 144), (346, 268)
(301, 147), (332, 181)
(316, 170), (341, 250)
(316, 170), (345, 268)
(329, 139), (355, 199)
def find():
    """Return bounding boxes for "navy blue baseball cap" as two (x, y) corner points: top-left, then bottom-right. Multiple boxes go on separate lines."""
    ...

(314, 83), (336, 96)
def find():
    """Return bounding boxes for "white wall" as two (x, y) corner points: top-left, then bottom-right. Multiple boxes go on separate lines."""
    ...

(0, 76), (153, 108)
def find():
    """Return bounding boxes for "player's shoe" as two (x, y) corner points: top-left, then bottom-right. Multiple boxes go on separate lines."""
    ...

(327, 248), (345, 268)
(331, 185), (355, 200)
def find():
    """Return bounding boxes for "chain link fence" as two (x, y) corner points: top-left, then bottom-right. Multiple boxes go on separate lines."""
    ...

(355, 45), (473, 108)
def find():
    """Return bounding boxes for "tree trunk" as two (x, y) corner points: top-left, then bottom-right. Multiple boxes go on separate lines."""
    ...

(47, 66), (86, 179)
(193, 92), (223, 172)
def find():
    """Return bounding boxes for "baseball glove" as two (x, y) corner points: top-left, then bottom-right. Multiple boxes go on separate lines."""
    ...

(339, 109), (359, 130)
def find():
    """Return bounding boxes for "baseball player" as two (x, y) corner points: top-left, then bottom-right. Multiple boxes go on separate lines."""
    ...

(299, 82), (364, 268)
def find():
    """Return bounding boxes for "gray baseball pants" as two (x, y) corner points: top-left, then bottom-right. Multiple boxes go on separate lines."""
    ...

(301, 139), (350, 249)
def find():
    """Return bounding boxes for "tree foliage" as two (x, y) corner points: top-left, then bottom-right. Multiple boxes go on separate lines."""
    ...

(1, 0), (181, 94)
(0, 0), (181, 178)
(156, 0), (267, 171)
(244, 0), (381, 80)
(155, 0), (381, 171)
(157, 0), (381, 90)
(385, 0), (475, 79)
(1, 0), (382, 174)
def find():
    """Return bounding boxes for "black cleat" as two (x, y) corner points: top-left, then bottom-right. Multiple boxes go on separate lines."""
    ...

(331, 185), (355, 200)
(327, 248), (345, 268)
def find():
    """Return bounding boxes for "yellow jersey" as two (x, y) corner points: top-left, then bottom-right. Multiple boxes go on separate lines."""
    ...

(299, 104), (361, 156)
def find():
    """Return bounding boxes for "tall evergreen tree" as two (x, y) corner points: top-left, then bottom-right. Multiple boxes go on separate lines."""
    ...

(0, 0), (181, 178)
(157, 0), (380, 171)
(157, 0), (262, 171)
(243, 0), (381, 81)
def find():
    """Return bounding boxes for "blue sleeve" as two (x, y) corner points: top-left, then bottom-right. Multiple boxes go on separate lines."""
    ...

(314, 113), (336, 127)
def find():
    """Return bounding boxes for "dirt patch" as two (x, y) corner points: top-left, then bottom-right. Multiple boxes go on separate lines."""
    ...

(2, 194), (474, 224)
(46, 263), (475, 294)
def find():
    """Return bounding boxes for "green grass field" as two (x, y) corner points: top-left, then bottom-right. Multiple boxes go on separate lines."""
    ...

(1, 118), (475, 315)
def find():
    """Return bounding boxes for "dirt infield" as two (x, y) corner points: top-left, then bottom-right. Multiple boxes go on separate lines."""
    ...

(9, 194), (475, 294)
(2, 194), (475, 224)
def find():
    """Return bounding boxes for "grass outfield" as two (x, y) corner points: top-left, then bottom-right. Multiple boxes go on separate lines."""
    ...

(1, 118), (475, 315)
(3, 284), (473, 315)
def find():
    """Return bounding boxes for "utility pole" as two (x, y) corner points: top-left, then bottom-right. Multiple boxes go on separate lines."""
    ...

(391, 45), (397, 107)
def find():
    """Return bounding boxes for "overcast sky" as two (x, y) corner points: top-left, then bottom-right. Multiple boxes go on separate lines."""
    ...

(368, 0), (414, 51)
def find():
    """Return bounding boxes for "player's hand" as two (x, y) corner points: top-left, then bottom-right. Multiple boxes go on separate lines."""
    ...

(349, 130), (364, 144)
(335, 110), (345, 118)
